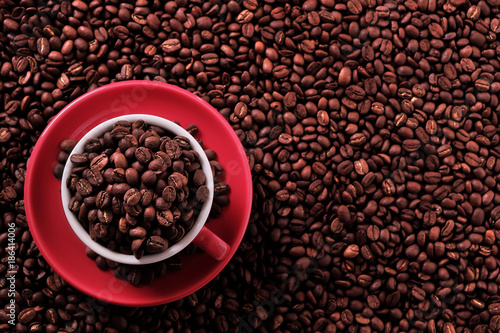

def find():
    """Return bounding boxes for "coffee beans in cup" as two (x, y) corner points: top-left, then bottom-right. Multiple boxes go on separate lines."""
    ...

(57, 119), (229, 270)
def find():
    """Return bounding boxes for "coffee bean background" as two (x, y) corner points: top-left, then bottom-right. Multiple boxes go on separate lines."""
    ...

(2, 0), (500, 332)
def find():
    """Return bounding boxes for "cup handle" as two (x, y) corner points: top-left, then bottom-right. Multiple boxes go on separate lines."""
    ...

(193, 226), (230, 261)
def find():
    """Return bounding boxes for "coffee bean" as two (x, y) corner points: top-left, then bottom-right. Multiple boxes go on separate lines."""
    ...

(402, 139), (421, 152)
(18, 308), (36, 324)
(90, 153), (109, 171)
(343, 244), (359, 259)
(236, 9), (254, 24)
(345, 85), (366, 101)
(350, 133), (367, 146)
(75, 179), (92, 196)
(123, 188), (141, 206)
(337, 160), (354, 175)
(464, 152), (481, 167)
(338, 67), (352, 86)
(161, 39), (181, 53)
(272, 65), (290, 79)
(157, 209), (174, 227)
(428, 22), (444, 38)
(113, 26), (129, 39)
(196, 185), (209, 203)
(347, 0), (363, 14)
(366, 225), (380, 241)
(201, 53), (219, 65)
(146, 236), (168, 253)
(443, 323), (456, 333)
(411, 286), (426, 301)
(354, 159), (369, 175)
(70, 154), (88, 166)
(84, 169), (103, 187)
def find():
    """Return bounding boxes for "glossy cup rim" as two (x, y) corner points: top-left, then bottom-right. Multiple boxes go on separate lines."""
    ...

(60, 114), (214, 265)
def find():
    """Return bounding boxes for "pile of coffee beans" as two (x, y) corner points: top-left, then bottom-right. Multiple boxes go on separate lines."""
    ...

(2, 0), (500, 332)
(61, 119), (210, 259)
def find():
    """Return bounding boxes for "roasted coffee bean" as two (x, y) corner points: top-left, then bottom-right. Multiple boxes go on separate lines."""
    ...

(343, 244), (360, 259)
(157, 209), (174, 227)
(60, 139), (78, 153)
(90, 153), (109, 171)
(124, 188), (141, 206)
(84, 138), (102, 152)
(161, 39), (181, 53)
(145, 236), (168, 253)
(75, 179), (92, 196)
(18, 308), (36, 324)
(162, 186), (176, 202)
(96, 191), (111, 209)
(83, 170), (102, 190)
(135, 147), (153, 164)
(70, 154), (88, 166)
(354, 159), (369, 175)
(196, 185), (209, 203)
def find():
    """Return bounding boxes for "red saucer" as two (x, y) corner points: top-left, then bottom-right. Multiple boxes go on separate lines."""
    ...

(25, 81), (252, 306)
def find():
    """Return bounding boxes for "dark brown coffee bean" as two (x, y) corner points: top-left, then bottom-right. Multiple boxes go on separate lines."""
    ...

(125, 168), (140, 186)
(135, 147), (153, 164)
(339, 67), (352, 86)
(347, 0), (363, 14)
(97, 209), (113, 224)
(382, 179), (396, 196)
(75, 179), (92, 196)
(113, 25), (129, 39)
(337, 160), (354, 175)
(345, 85), (366, 101)
(18, 308), (36, 324)
(402, 139), (421, 152)
(354, 159), (369, 175)
(423, 172), (441, 184)
(146, 236), (168, 253)
(162, 186), (176, 202)
(214, 182), (229, 195)
(161, 39), (181, 53)
(37, 37), (50, 56)
(90, 153), (109, 171)
(84, 137), (102, 152)
(96, 191), (111, 209)
(85, 168), (104, 187)
(124, 188), (141, 206)
(196, 185), (209, 203)
(463, 152), (480, 167)
(343, 244), (359, 259)
(157, 209), (174, 227)
(70, 153), (88, 166)
(428, 22), (444, 38)
(411, 286), (426, 301)
(367, 225), (380, 241)
(140, 170), (156, 187)
(272, 65), (290, 79)
(350, 133), (367, 146)
(129, 226), (147, 239)
(443, 323), (456, 333)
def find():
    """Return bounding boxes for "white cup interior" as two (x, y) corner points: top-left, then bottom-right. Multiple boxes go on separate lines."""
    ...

(61, 114), (214, 265)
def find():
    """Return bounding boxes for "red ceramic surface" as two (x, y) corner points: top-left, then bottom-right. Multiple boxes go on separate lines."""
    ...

(25, 81), (252, 306)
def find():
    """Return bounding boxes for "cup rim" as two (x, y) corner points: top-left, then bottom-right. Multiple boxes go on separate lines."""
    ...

(60, 114), (215, 265)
